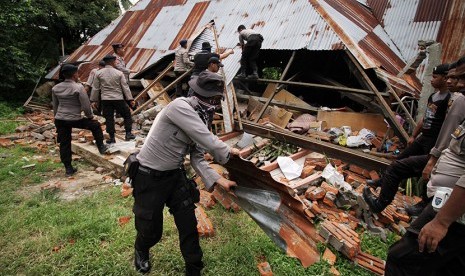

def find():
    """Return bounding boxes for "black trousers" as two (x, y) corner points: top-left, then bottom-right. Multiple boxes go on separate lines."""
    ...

(175, 71), (190, 97)
(386, 204), (465, 276)
(132, 167), (203, 274)
(378, 155), (430, 203)
(241, 35), (262, 74)
(101, 100), (132, 135)
(55, 118), (104, 167)
(396, 135), (436, 159)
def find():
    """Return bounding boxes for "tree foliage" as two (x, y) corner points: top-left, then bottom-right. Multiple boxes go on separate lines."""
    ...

(0, 0), (122, 101)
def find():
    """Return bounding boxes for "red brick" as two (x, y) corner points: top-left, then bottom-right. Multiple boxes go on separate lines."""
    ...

(257, 262), (273, 276)
(212, 186), (241, 212)
(323, 248), (337, 265)
(199, 190), (216, 209)
(300, 165), (315, 178)
(321, 182), (339, 195)
(195, 206), (215, 237)
(305, 187), (326, 201)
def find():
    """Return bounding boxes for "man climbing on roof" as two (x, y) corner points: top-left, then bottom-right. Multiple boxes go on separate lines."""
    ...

(174, 39), (194, 97)
(112, 43), (134, 82)
(237, 24), (264, 79)
(192, 42), (233, 77)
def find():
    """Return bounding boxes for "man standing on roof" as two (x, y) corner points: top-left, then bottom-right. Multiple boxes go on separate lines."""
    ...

(132, 70), (240, 275)
(174, 39), (194, 97)
(237, 24), (264, 79)
(52, 64), (108, 176)
(90, 55), (136, 143)
(192, 42), (233, 77)
(112, 43), (133, 82)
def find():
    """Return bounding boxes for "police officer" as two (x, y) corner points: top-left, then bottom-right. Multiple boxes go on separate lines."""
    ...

(385, 62), (465, 275)
(192, 42), (233, 77)
(90, 55), (136, 143)
(237, 24), (264, 79)
(132, 70), (240, 275)
(52, 64), (108, 176)
(112, 43), (132, 82)
(174, 39), (194, 97)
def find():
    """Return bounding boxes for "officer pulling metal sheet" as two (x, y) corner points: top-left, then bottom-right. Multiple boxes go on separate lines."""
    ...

(131, 70), (241, 275)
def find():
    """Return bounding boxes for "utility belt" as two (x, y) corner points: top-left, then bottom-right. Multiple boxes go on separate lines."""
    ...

(432, 187), (465, 225)
(138, 165), (181, 178)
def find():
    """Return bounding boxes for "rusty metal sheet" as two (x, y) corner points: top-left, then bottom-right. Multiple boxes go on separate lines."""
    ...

(169, 1), (210, 50)
(225, 156), (322, 267)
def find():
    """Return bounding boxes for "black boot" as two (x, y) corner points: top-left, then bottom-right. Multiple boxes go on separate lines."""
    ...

(125, 132), (136, 141)
(237, 68), (246, 78)
(405, 198), (431, 216)
(65, 165), (77, 177)
(185, 262), (203, 276)
(106, 133), (116, 144)
(97, 143), (109, 154)
(363, 186), (389, 213)
(134, 250), (151, 274)
(366, 179), (381, 188)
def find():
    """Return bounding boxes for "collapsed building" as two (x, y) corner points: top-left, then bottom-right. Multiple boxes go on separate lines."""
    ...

(23, 0), (465, 274)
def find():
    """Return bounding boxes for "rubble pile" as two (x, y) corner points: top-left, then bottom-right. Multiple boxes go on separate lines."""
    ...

(213, 138), (421, 275)
(7, 111), (144, 146)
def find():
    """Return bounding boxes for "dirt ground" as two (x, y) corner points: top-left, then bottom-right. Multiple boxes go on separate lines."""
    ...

(17, 154), (120, 201)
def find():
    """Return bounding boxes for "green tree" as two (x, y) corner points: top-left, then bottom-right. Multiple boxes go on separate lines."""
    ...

(0, 0), (122, 101)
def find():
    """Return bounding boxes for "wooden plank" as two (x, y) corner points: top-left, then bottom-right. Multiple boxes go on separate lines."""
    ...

(317, 111), (387, 133)
(71, 141), (126, 176)
(140, 79), (171, 106)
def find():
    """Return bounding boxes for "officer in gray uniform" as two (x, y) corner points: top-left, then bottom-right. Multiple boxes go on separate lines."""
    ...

(385, 57), (465, 275)
(90, 55), (136, 143)
(112, 43), (131, 82)
(132, 70), (240, 275)
(52, 64), (108, 176)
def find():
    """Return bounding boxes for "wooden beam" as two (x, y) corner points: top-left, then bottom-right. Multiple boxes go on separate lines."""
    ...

(343, 51), (409, 143)
(236, 94), (318, 113)
(131, 69), (191, 115)
(134, 62), (174, 102)
(238, 120), (391, 171)
(254, 51), (296, 123)
(235, 77), (388, 96)
(385, 82), (417, 130)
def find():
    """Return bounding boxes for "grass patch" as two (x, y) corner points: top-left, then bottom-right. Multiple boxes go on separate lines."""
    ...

(0, 144), (395, 275)
(0, 102), (25, 135)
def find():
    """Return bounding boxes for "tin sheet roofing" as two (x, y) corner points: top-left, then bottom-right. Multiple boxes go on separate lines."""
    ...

(52, 0), (463, 91)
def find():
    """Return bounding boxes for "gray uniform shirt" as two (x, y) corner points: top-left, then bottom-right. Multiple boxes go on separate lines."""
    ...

(430, 93), (465, 158)
(52, 80), (93, 121)
(174, 47), (194, 72)
(115, 54), (131, 81)
(427, 119), (465, 197)
(137, 97), (230, 191)
(239, 29), (259, 45)
(90, 65), (133, 102)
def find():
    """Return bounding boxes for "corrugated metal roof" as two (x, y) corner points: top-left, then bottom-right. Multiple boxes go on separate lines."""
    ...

(52, 0), (464, 93)
(59, 0), (347, 82)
